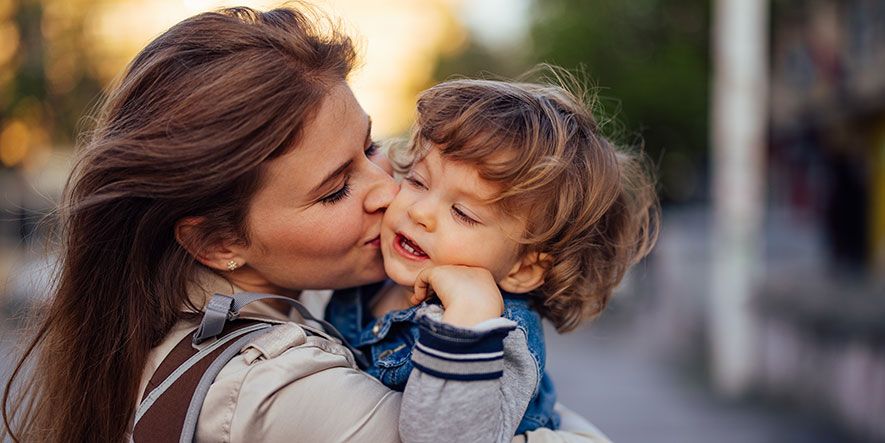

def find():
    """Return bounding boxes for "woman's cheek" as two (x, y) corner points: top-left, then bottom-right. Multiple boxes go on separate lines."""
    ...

(265, 203), (357, 258)
(314, 199), (365, 253)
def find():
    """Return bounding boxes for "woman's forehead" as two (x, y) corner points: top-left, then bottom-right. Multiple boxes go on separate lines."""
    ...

(262, 84), (370, 199)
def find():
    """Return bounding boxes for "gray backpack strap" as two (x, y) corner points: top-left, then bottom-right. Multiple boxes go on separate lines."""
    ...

(132, 321), (272, 443)
(193, 292), (369, 368)
(178, 327), (272, 443)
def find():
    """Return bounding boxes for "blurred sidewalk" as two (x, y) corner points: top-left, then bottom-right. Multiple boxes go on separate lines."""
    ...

(545, 303), (846, 443)
(543, 206), (853, 443)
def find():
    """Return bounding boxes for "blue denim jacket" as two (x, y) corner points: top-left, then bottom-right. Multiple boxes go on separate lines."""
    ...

(325, 282), (560, 434)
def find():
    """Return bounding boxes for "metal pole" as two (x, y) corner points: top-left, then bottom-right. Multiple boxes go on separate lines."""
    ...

(710, 0), (769, 396)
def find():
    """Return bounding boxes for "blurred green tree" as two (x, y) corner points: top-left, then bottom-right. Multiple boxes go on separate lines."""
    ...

(0, 0), (103, 170)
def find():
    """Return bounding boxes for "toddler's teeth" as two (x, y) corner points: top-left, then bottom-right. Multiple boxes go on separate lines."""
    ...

(398, 234), (427, 257)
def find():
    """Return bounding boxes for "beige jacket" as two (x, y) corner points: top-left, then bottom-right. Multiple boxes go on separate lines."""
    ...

(134, 272), (611, 442)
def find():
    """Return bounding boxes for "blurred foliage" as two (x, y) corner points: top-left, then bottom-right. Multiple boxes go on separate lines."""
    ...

(434, 0), (711, 203)
(0, 0), (104, 169)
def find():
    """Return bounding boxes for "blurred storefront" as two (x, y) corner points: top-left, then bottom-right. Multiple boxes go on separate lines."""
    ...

(761, 0), (885, 439)
(769, 0), (885, 276)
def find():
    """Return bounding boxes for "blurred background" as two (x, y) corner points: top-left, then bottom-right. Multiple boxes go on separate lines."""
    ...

(1, 0), (883, 441)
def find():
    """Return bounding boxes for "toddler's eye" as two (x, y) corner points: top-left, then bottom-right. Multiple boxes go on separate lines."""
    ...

(452, 206), (478, 226)
(404, 174), (426, 190)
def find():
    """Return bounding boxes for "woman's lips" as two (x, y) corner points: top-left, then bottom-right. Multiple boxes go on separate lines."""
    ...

(393, 233), (429, 261)
(365, 235), (381, 248)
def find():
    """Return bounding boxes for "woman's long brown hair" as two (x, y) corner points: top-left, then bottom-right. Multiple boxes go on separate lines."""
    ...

(2, 6), (355, 442)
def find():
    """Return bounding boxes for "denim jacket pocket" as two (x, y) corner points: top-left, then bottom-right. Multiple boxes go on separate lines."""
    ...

(369, 341), (414, 391)
(374, 342), (410, 366)
(365, 321), (418, 391)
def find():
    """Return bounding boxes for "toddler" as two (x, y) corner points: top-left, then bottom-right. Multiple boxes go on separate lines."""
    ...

(327, 72), (659, 437)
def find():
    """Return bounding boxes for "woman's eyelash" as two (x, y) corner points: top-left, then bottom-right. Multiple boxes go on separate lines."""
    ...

(321, 181), (351, 204)
(320, 142), (375, 206)
(452, 206), (478, 225)
(365, 141), (379, 157)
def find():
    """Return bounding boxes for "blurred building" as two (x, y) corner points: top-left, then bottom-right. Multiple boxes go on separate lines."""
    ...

(759, 0), (885, 440)
(769, 0), (885, 277)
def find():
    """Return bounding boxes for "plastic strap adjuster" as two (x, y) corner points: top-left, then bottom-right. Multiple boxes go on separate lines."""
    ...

(192, 294), (235, 345)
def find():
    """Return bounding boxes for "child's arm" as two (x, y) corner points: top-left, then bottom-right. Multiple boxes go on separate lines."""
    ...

(399, 310), (537, 443)
(398, 265), (537, 442)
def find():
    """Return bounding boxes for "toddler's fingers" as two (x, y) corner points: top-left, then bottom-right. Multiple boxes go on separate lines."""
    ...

(412, 268), (433, 305)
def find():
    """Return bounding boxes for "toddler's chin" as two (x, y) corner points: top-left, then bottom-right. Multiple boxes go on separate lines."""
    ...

(383, 261), (417, 288)
(387, 273), (416, 288)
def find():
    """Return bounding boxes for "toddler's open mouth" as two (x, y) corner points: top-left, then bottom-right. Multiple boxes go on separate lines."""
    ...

(393, 233), (429, 260)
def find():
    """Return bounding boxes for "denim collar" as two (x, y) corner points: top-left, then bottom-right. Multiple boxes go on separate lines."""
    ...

(348, 282), (533, 348)
(355, 286), (424, 347)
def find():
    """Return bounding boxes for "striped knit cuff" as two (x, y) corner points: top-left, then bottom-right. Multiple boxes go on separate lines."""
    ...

(411, 316), (517, 381)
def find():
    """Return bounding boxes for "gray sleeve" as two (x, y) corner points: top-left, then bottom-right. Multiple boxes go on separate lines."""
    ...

(398, 306), (538, 443)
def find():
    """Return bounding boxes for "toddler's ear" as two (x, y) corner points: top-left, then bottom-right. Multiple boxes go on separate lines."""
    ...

(499, 252), (552, 294)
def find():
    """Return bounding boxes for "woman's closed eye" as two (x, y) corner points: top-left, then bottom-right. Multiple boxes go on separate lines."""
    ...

(364, 141), (379, 158)
(320, 142), (378, 205)
(320, 180), (351, 205)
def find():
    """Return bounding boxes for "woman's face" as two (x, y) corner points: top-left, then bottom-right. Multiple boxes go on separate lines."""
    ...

(230, 83), (397, 294)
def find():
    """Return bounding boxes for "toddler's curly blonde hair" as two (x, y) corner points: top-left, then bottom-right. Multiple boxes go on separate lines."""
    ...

(393, 68), (660, 332)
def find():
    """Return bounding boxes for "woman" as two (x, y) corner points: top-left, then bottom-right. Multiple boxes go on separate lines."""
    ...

(2, 6), (607, 442)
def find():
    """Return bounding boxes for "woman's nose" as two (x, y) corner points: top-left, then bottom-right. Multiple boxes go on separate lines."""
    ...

(364, 165), (399, 213)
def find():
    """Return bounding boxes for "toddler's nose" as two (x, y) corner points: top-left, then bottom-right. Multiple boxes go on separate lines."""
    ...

(407, 201), (435, 232)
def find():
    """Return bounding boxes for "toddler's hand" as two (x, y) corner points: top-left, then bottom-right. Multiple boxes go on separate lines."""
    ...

(411, 265), (504, 327)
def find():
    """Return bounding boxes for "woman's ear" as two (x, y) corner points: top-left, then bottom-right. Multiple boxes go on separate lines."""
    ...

(499, 252), (552, 294)
(175, 217), (245, 272)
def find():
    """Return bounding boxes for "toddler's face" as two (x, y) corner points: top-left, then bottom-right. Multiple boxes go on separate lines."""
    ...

(380, 146), (527, 287)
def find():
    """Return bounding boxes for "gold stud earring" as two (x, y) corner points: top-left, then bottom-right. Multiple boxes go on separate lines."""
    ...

(226, 260), (238, 271)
